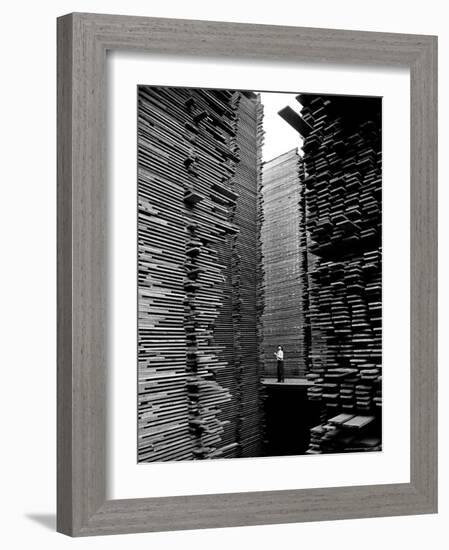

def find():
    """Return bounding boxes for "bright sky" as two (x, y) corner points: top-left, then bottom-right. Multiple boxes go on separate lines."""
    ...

(259, 91), (304, 163)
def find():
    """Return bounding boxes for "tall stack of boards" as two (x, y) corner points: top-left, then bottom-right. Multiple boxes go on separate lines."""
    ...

(281, 94), (382, 454)
(137, 87), (264, 462)
(261, 150), (310, 378)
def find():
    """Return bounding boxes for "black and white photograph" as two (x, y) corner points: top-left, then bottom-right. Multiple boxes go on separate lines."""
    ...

(137, 86), (382, 463)
(0, 0), (441, 544)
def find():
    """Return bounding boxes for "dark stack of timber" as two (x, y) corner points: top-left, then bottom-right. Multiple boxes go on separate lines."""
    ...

(261, 149), (309, 378)
(280, 94), (382, 454)
(137, 86), (263, 462)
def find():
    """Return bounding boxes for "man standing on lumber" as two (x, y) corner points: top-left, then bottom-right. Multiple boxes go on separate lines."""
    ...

(274, 345), (285, 383)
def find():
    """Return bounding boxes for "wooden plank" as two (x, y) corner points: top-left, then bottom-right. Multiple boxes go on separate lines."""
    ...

(342, 415), (375, 430)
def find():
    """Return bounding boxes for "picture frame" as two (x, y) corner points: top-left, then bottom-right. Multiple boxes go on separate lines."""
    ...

(57, 12), (437, 536)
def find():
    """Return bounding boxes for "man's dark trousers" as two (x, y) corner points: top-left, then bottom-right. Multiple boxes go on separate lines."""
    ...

(277, 360), (284, 382)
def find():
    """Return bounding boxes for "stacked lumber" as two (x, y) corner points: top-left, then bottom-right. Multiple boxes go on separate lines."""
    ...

(137, 86), (263, 462)
(308, 413), (381, 454)
(137, 87), (195, 462)
(261, 150), (310, 378)
(281, 94), (382, 454)
(256, 99), (266, 403)
(210, 92), (265, 458)
(233, 92), (265, 457)
(306, 250), (382, 407)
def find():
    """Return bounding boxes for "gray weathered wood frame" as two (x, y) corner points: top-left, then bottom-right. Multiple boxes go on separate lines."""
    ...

(57, 12), (438, 536)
